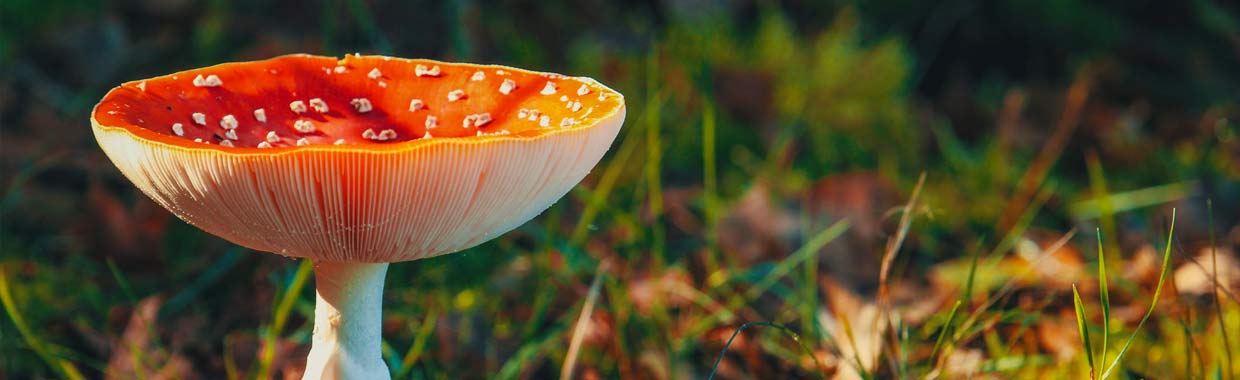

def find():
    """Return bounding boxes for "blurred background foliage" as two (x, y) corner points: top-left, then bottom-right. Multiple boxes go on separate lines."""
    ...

(2, 0), (1239, 379)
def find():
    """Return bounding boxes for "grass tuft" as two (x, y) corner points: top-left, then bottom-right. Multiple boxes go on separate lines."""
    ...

(1102, 209), (1176, 379)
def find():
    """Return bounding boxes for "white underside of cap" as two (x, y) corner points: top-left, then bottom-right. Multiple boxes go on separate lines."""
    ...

(92, 110), (623, 262)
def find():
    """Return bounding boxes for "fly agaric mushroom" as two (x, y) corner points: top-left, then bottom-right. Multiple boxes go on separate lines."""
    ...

(90, 54), (625, 380)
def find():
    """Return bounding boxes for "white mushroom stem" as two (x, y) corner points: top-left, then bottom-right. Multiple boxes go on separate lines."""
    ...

(303, 261), (391, 380)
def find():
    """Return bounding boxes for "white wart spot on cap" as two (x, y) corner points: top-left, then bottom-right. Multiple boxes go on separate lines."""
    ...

(293, 119), (316, 133)
(192, 112), (207, 126)
(265, 131), (280, 143)
(224, 129), (238, 140)
(333, 139), (347, 145)
(560, 95), (569, 102)
(334, 66), (347, 74)
(447, 89), (466, 102)
(137, 81), (146, 91)
(409, 99), (424, 112)
(171, 123), (184, 136)
(560, 118), (577, 128)
(296, 138), (311, 146)
(193, 74), (222, 87)
(415, 64), (442, 77)
(362, 128), (397, 141)
(540, 82), (557, 95)
(219, 140), (234, 147)
(473, 113), (492, 127)
(499, 79), (517, 95)
(471, 71), (485, 81)
(577, 84), (590, 96)
(220, 114), (238, 130)
(571, 101), (582, 112)
(350, 98), (373, 113)
(290, 100), (307, 114)
(368, 68), (383, 79)
(425, 115), (438, 129)
(253, 108), (267, 123)
(461, 113), (491, 129)
(539, 115), (551, 128)
(257, 141), (272, 149)
(309, 98), (329, 113)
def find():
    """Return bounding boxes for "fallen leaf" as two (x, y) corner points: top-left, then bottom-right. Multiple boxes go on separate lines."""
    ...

(1174, 247), (1239, 296)
(818, 279), (884, 380)
(105, 297), (198, 380)
(803, 171), (902, 291)
(717, 182), (799, 267)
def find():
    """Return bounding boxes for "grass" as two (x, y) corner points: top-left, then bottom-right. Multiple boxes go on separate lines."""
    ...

(1071, 210), (1193, 380)
(3, 2), (1239, 379)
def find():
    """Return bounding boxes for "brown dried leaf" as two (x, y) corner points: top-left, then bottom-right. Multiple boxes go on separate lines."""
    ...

(1174, 247), (1239, 296)
(818, 279), (884, 380)
(105, 297), (198, 380)
(1036, 313), (1082, 363)
(717, 182), (799, 267)
(804, 172), (901, 291)
(627, 268), (696, 315)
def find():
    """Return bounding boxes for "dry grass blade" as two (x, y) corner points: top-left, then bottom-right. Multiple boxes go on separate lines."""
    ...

(877, 172), (926, 378)
(998, 67), (1092, 232)
(561, 259), (611, 380)
(1209, 199), (1235, 380)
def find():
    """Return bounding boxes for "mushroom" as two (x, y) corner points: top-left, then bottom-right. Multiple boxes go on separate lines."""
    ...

(90, 54), (626, 380)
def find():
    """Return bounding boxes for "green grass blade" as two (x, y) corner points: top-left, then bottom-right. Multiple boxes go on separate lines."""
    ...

(1100, 209), (1176, 380)
(394, 307), (439, 379)
(1073, 284), (1096, 375)
(257, 259), (313, 379)
(931, 300), (962, 363)
(706, 321), (828, 380)
(962, 241), (983, 305)
(745, 220), (850, 299)
(1096, 228), (1110, 367)
(0, 266), (84, 379)
(701, 99), (720, 274)
(106, 257), (138, 305)
(569, 95), (649, 244)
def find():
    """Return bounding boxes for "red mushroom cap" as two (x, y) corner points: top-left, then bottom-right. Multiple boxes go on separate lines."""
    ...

(92, 54), (625, 262)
